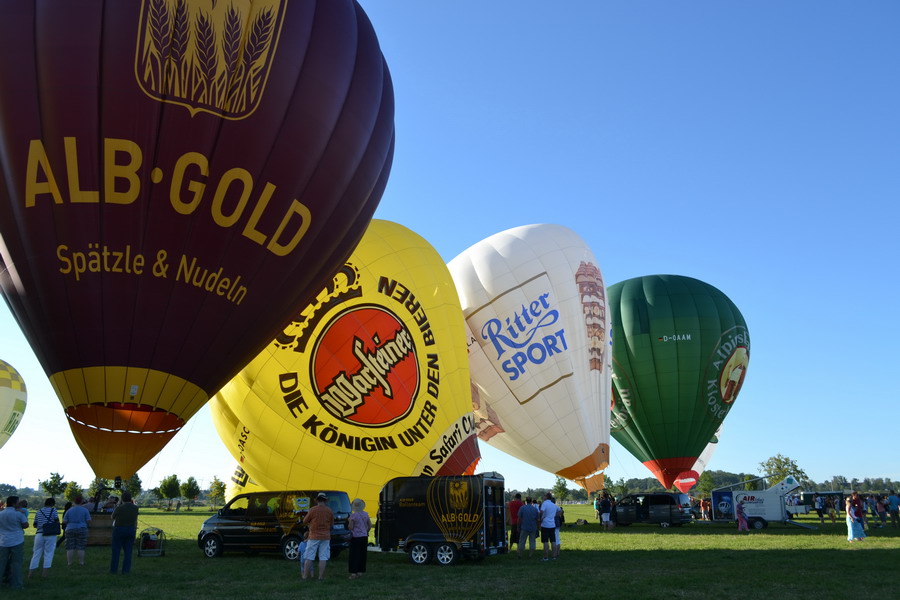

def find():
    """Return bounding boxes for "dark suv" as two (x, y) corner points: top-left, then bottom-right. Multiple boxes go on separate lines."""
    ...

(615, 492), (693, 527)
(198, 490), (352, 560)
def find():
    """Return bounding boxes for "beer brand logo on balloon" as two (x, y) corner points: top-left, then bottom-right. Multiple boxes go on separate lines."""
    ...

(704, 327), (751, 417)
(311, 305), (420, 427)
(136, 0), (288, 119)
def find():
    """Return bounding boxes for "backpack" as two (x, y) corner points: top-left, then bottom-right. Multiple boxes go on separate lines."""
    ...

(39, 508), (61, 536)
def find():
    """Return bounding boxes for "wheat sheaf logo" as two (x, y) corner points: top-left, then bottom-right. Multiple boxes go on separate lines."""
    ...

(136, 0), (287, 119)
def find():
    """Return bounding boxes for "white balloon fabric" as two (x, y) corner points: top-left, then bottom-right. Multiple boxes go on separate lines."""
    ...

(449, 224), (611, 492)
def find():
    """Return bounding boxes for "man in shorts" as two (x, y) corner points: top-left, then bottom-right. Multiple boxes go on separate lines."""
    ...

(62, 496), (91, 566)
(302, 493), (334, 581)
(538, 493), (559, 562)
(599, 492), (612, 531)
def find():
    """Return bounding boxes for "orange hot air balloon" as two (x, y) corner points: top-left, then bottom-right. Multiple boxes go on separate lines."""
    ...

(0, 0), (394, 478)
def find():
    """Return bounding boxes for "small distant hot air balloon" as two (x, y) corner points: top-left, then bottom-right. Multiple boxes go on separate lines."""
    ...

(211, 220), (480, 512)
(449, 224), (611, 492)
(609, 275), (749, 489)
(0, 1), (394, 478)
(0, 360), (27, 451)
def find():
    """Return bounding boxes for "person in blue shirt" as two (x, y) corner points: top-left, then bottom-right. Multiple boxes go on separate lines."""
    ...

(0, 495), (30, 590)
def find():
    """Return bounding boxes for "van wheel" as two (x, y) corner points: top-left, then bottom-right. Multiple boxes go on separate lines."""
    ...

(659, 522), (670, 528)
(433, 542), (459, 566)
(750, 518), (766, 530)
(408, 542), (432, 565)
(202, 534), (223, 558)
(281, 535), (302, 561)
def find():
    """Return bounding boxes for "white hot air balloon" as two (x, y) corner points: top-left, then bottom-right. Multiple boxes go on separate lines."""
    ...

(449, 224), (610, 492)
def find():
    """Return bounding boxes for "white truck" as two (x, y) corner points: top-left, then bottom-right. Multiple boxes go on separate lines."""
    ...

(711, 475), (814, 529)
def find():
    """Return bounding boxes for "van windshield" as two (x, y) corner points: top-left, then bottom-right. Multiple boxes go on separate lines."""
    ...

(328, 495), (351, 517)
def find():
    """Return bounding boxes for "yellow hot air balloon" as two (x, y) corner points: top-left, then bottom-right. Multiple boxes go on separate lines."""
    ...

(211, 220), (480, 512)
(0, 360), (27, 451)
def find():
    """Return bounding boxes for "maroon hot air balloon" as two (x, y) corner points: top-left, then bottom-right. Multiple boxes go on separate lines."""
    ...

(0, 0), (394, 478)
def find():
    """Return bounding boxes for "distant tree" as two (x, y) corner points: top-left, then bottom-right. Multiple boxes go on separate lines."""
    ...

(87, 477), (112, 501)
(147, 487), (163, 508)
(742, 475), (760, 491)
(552, 476), (569, 502)
(0, 483), (15, 498)
(39, 473), (68, 497)
(124, 473), (142, 498)
(758, 454), (808, 484)
(180, 476), (201, 509)
(208, 476), (226, 509)
(159, 475), (181, 509)
(697, 472), (716, 498)
(64, 481), (83, 502)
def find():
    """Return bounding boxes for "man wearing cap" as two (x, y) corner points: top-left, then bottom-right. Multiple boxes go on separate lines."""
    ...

(302, 493), (334, 581)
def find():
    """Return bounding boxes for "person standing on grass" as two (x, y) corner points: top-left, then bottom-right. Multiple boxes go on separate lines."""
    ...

(506, 493), (524, 550)
(29, 498), (59, 579)
(813, 494), (825, 525)
(347, 498), (371, 580)
(517, 497), (539, 558)
(846, 496), (866, 542)
(62, 496), (91, 566)
(538, 493), (559, 562)
(553, 501), (564, 559)
(825, 497), (837, 523)
(886, 490), (900, 528)
(56, 502), (72, 549)
(874, 496), (887, 528)
(735, 500), (749, 532)
(0, 495), (29, 590)
(110, 492), (139, 574)
(849, 491), (866, 530)
(599, 492), (612, 531)
(302, 493), (334, 581)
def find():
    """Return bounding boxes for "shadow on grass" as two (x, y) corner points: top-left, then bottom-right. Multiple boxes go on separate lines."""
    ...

(11, 526), (899, 600)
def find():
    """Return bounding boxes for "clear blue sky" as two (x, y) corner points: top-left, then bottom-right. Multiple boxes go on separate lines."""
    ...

(2, 1), (898, 493)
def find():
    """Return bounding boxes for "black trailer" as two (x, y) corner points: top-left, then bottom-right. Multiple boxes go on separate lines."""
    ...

(376, 472), (507, 566)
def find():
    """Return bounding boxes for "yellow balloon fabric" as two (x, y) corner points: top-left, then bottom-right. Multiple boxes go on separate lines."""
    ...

(211, 220), (480, 511)
(0, 359), (27, 451)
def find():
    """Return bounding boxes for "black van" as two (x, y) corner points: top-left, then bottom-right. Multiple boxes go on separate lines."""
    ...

(377, 473), (507, 566)
(197, 490), (352, 560)
(615, 492), (693, 527)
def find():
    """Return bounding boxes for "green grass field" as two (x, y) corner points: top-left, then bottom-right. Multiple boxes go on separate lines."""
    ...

(12, 505), (899, 599)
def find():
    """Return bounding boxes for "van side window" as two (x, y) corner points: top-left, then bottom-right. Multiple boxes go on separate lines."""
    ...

(225, 497), (248, 515)
(248, 494), (280, 518)
(649, 495), (675, 506)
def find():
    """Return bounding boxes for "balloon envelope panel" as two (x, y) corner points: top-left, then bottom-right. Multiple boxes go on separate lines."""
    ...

(212, 220), (479, 513)
(609, 275), (749, 488)
(0, 0), (394, 477)
(449, 224), (610, 492)
(0, 360), (27, 451)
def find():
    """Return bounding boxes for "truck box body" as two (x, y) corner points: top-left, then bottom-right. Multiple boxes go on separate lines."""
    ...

(377, 473), (507, 564)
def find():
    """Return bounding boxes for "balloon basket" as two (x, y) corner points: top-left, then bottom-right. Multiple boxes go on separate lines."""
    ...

(137, 528), (166, 557)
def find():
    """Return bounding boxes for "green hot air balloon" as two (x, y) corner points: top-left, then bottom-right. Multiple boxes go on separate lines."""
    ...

(609, 275), (749, 489)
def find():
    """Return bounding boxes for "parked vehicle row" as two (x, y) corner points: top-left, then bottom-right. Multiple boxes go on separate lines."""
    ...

(196, 473), (509, 566)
